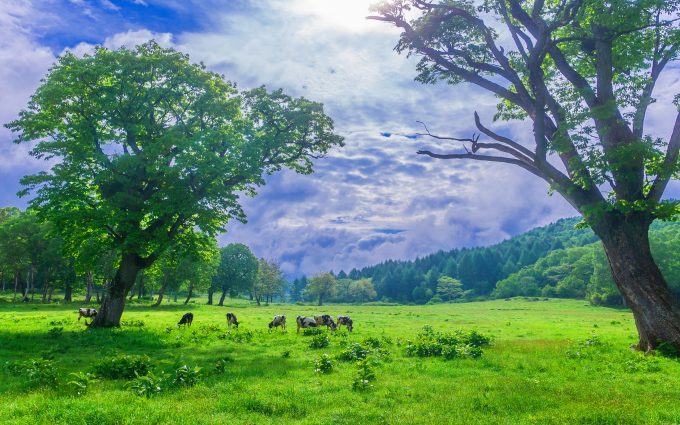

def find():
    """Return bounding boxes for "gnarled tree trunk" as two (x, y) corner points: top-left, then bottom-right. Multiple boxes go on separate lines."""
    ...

(594, 213), (680, 352)
(90, 253), (141, 327)
(207, 286), (214, 305)
(218, 288), (227, 306)
(184, 281), (194, 305)
(154, 278), (169, 307)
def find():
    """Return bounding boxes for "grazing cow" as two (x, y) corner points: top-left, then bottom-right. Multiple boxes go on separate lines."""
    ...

(226, 312), (239, 328)
(78, 308), (97, 324)
(178, 312), (193, 327)
(337, 315), (353, 332)
(268, 315), (286, 331)
(296, 316), (318, 333)
(313, 314), (337, 331)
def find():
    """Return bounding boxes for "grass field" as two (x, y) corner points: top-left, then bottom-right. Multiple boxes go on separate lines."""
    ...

(1, 298), (679, 424)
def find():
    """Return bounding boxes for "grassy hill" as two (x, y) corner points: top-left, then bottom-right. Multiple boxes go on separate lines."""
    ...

(1, 299), (679, 424)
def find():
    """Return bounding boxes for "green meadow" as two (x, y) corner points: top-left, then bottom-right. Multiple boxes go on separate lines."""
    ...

(1, 298), (679, 424)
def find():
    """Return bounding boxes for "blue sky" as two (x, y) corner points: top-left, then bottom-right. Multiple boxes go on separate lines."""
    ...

(2, 0), (680, 277)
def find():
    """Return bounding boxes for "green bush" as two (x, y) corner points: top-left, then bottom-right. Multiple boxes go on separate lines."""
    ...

(314, 354), (333, 374)
(309, 334), (330, 349)
(127, 371), (164, 398)
(94, 354), (151, 379)
(23, 359), (58, 387)
(405, 326), (490, 359)
(47, 327), (63, 338)
(352, 357), (376, 391)
(67, 372), (97, 396)
(302, 328), (324, 336)
(170, 365), (202, 388)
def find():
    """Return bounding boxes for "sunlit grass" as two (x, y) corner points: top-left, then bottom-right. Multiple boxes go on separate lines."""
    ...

(1, 298), (678, 424)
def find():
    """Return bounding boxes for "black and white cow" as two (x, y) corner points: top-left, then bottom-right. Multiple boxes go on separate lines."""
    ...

(337, 315), (353, 332)
(296, 316), (318, 333)
(314, 314), (337, 331)
(226, 312), (239, 328)
(178, 312), (194, 327)
(78, 308), (97, 323)
(268, 315), (286, 331)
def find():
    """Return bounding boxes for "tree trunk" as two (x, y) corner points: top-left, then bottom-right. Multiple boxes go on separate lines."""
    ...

(173, 291), (178, 303)
(154, 279), (168, 307)
(63, 282), (73, 303)
(184, 282), (194, 305)
(48, 286), (55, 302)
(207, 287), (214, 305)
(218, 288), (227, 306)
(90, 253), (141, 327)
(318, 294), (323, 306)
(42, 281), (49, 303)
(594, 214), (680, 352)
(137, 271), (145, 300)
(85, 272), (94, 304)
(12, 271), (19, 303)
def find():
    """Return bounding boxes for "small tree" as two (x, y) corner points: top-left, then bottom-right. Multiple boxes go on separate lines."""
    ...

(253, 259), (285, 305)
(212, 243), (258, 305)
(7, 42), (343, 327)
(306, 272), (338, 306)
(348, 278), (378, 303)
(436, 276), (464, 302)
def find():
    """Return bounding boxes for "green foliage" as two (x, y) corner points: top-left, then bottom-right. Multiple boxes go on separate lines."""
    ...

(21, 359), (58, 388)
(302, 328), (324, 336)
(127, 371), (164, 398)
(170, 365), (202, 388)
(213, 243), (258, 299)
(305, 272), (337, 306)
(352, 357), (376, 391)
(405, 326), (490, 359)
(314, 354), (333, 374)
(308, 334), (330, 349)
(67, 372), (97, 396)
(94, 354), (151, 379)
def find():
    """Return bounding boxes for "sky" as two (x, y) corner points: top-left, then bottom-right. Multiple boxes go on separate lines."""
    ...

(2, 0), (680, 278)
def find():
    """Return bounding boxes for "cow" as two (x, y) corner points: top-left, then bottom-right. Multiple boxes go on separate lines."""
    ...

(314, 314), (337, 331)
(337, 315), (353, 332)
(178, 312), (193, 327)
(78, 308), (97, 324)
(268, 315), (286, 331)
(296, 316), (318, 333)
(226, 312), (239, 328)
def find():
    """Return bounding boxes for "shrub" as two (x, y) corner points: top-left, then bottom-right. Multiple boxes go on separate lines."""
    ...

(121, 320), (145, 328)
(23, 359), (58, 387)
(170, 365), (202, 388)
(625, 353), (661, 373)
(309, 334), (330, 349)
(214, 358), (231, 374)
(302, 328), (324, 336)
(352, 357), (376, 391)
(338, 343), (372, 361)
(281, 350), (291, 358)
(47, 327), (63, 338)
(127, 371), (164, 398)
(314, 354), (333, 374)
(405, 327), (491, 359)
(94, 354), (151, 379)
(67, 372), (97, 396)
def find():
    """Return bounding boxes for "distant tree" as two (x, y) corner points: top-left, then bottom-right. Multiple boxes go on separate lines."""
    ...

(305, 272), (337, 306)
(212, 243), (258, 306)
(7, 42), (343, 327)
(290, 275), (308, 303)
(254, 259), (285, 305)
(371, 0), (680, 350)
(436, 276), (464, 302)
(348, 278), (378, 303)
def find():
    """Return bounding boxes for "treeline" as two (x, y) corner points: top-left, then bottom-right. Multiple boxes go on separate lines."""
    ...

(328, 218), (600, 304)
(0, 207), (291, 305)
(296, 218), (680, 306)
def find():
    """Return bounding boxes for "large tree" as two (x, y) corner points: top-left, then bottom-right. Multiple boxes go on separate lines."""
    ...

(7, 42), (343, 327)
(370, 0), (680, 351)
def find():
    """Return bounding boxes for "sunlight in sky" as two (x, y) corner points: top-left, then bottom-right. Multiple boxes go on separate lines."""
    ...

(283, 0), (378, 33)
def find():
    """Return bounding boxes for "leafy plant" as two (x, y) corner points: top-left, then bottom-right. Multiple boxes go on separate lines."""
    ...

(214, 358), (232, 374)
(24, 359), (58, 387)
(127, 371), (164, 398)
(170, 365), (202, 388)
(302, 328), (324, 336)
(67, 372), (97, 396)
(352, 357), (376, 391)
(314, 354), (333, 374)
(47, 327), (63, 338)
(405, 327), (491, 359)
(94, 354), (151, 379)
(309, 334), (330, 349)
